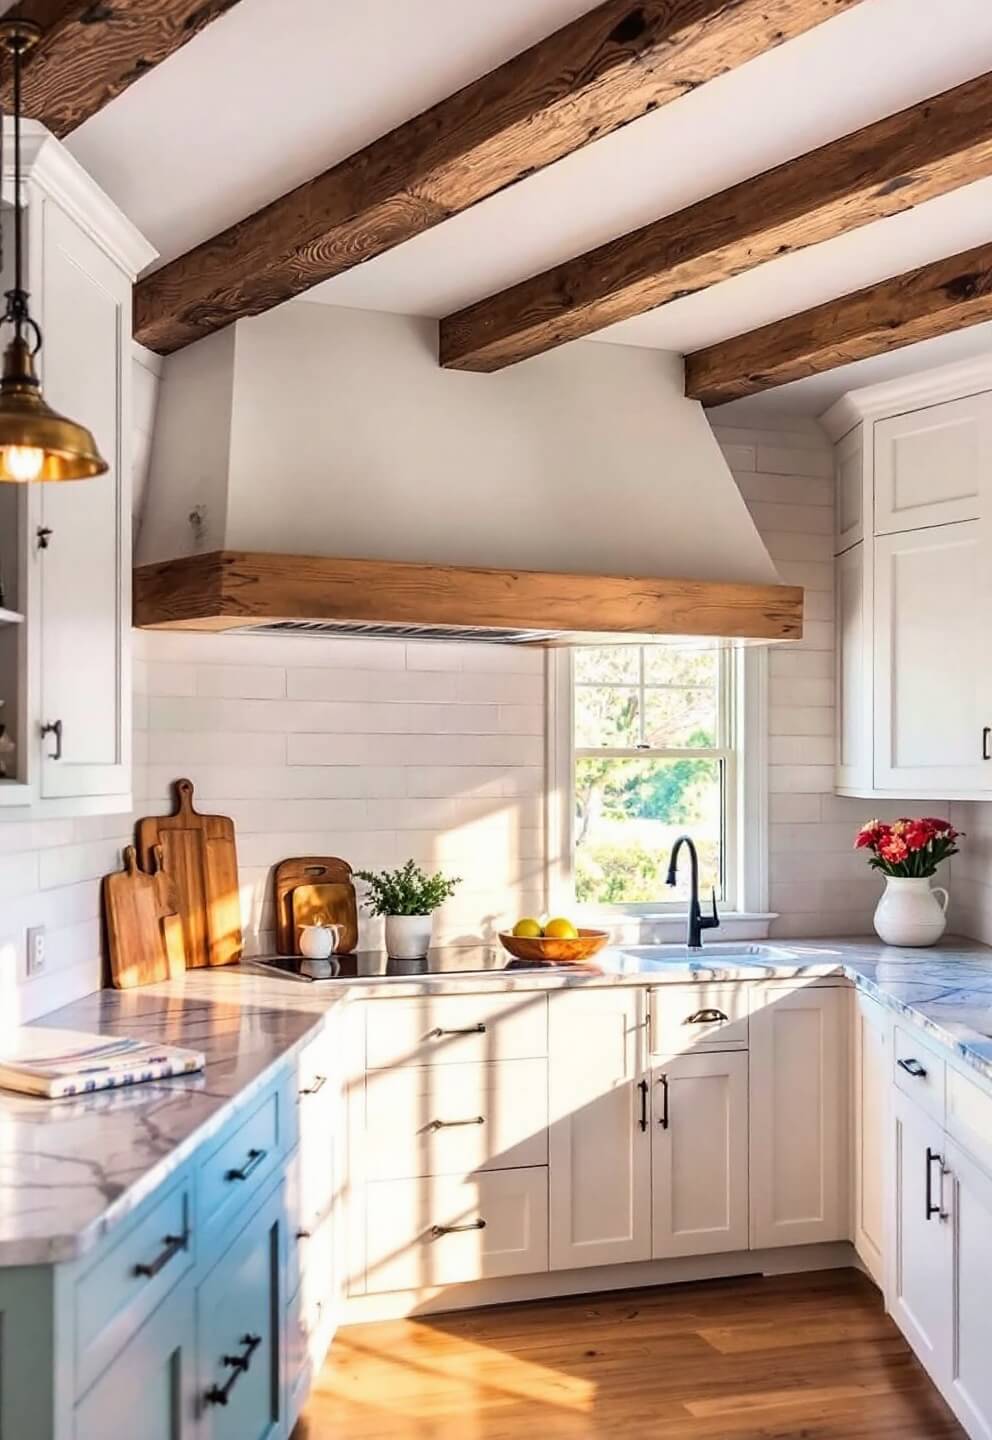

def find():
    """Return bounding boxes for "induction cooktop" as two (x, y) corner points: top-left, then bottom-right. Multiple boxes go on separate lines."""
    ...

(246, 947), (583, 983)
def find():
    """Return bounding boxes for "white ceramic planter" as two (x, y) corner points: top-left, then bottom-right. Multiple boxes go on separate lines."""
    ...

(873, 875), (949, 947)
(385, 913), (434, 960)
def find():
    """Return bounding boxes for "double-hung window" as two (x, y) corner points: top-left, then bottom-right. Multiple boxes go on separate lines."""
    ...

(553, 643), (747, 914)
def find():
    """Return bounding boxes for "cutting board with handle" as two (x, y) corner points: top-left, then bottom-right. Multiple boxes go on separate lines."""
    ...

(104, 845), (186, 988)
(275, 857), (358, 955)
(136, 779), (242, 968)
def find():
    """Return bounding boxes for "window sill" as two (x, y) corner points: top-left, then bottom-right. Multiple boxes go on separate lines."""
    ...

(578, 912), (778, 944)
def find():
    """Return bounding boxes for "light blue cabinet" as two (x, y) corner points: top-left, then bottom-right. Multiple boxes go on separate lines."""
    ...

(75, 1278), (196, 1440)
(196, 1183), (285, 1440)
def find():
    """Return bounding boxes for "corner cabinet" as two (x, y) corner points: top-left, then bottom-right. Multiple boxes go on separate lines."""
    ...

(832, 381), (992, 799)
(0, 123), (156, 816)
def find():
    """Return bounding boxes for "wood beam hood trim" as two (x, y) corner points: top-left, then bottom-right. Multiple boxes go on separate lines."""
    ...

(132, 0), (864, 355)
(1, 0), (245, 139)
(132, 552), (804, 644)
(439, 71), (992, 372)
(686, 240), (992, 406)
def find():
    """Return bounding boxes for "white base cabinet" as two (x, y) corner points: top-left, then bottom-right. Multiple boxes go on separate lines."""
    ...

(748, 985), (849, 1249)
(548, 990), (651, 1270)
(890, 1090), (952, 1380)
(852, 992), (888, 1285)
(651, 1050), (749, 1259)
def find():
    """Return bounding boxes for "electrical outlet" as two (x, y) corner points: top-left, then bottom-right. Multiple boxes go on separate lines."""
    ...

(26, 925), (45, 978)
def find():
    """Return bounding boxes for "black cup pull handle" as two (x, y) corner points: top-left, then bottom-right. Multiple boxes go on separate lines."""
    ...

(658, 1073), (670, 1130)
(428, 1024), (486, 1037)
(431, 1219), (486, 1237)
(225, 1147), (267, 1183)
(429, 1116), (485, 1131)
(133, 1231), (187, 1280)
(203, 1333), (262, 1407)
(897, 1057), (928, 1079)
(686, 1008), (729, 1025)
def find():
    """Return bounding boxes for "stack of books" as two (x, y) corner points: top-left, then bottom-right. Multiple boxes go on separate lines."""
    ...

(0, 1028), (206, 1099)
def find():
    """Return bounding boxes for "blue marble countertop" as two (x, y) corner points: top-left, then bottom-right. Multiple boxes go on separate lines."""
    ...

(2, 934), (992, 1266)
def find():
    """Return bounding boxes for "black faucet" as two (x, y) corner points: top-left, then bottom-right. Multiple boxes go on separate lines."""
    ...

(666, 834), (720, 951)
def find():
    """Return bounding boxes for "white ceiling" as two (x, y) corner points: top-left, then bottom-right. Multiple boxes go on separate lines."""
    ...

(66, 0), (992, 418)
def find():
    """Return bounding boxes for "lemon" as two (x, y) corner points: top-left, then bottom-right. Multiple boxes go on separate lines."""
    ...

(512, 918), (544, 938)
(544, 917), (579, 940)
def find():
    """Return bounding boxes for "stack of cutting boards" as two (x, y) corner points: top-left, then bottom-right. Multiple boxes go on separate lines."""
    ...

(103, 779), (242, 988)
(274, 857), (359, 955)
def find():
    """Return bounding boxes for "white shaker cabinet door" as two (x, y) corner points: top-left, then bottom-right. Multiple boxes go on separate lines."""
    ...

(888, 1091), (952, 1388)
(852, 993), (888, 1286)
(874, 392), (991, 536)
(652, 1050), (749, 1259)
(38, 203), (131, 799)
(748, 986), (849, 1249)
(874, 521), (992, 795)
(946, 1140), (992, 1440)
(548, 990), (651, 1270)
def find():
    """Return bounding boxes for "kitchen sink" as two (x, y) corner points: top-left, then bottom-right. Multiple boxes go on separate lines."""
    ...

(613, 943), (806, 970)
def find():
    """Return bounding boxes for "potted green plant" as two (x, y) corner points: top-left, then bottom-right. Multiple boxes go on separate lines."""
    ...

(355, 860), (461, 959)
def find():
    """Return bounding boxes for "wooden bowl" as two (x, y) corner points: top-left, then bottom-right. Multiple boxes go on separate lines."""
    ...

(497, 928), (609, 965)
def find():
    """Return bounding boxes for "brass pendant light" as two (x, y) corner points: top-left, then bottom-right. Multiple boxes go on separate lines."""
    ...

(0, 20), (107, 483)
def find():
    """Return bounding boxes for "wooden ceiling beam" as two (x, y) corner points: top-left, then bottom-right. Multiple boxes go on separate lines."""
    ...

(132, 0), (864, 355)
(0, 0), (244, 139)
(440, 72), (992, 371)
(684, 241), (992, 406)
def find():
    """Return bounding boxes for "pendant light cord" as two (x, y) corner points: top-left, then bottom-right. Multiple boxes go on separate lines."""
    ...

(0, 27), (41, 354)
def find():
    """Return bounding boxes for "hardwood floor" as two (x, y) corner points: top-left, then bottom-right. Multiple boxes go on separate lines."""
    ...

(295, 1269), (964, 1439)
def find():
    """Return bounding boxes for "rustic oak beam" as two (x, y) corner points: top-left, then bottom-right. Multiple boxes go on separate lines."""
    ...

(1, 0), (244, 139)
(133, 0), (863, 355)
(440, 72), (992, 371)
(133, 551), (804, 644)
(685, 241), (992, 406)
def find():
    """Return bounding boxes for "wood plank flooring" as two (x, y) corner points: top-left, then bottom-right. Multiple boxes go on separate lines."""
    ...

(295, 1269), (964, 1439)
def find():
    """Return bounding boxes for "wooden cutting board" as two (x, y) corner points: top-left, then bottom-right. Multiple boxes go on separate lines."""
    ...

(104, 845), (185, 989)
(137, 779), (242, 968)
(274, 857), (358, 955)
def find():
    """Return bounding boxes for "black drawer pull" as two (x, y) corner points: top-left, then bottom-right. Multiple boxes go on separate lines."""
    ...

(225, 1147), (267, 1182)
(203, 1333), (262, 1407)
(428, 1024), (486, 1037)
(983, 726), (991, 761)
(638, 1078), (649, 1132)
(925, 1147), (947, 1221)
(299, 1074), (327, 1096)
(430, 1219), (486, 1238)
(428, 1115), (485, 1131)
(897, 1057), (928, 1079)
(133, 1231), (187, 1279)
(686, 1008), (729, 1025)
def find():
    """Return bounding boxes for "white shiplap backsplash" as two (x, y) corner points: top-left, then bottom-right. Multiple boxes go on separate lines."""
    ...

(0, 417), (969, 1019)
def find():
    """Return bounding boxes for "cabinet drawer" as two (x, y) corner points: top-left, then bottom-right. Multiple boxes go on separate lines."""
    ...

(649, 985), (748, 1055)
(893, 1025), (946, 1124)
(364, 1059), (548, 1180)
(196, 1184), (284, 1440)
(198, 1080), (286, 1252)
(365, 1167), (548, 1293)
(946, 1066), (992, 1179)
(365, 993), (547, 1069)
(75, 1179), (193, 1397)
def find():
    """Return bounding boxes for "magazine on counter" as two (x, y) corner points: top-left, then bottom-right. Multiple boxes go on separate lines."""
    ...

(0, 1027), (206, 1099)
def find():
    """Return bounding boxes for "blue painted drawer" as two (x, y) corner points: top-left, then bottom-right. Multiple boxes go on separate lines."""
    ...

(197, 1076), (287, 1253)
(75, 1177), (194, 1397)
(196, 1183), (285, 1440)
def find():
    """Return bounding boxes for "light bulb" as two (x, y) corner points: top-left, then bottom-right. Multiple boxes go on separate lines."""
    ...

(1, 445), (45, 481)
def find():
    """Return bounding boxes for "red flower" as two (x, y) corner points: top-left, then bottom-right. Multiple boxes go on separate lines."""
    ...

(855, 819), (886, 850)
(879, 835), (909, 864)
(904, 821), (932, 852)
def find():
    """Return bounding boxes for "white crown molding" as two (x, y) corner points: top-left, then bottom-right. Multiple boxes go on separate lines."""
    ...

(820, 350), (992, 441)
(1, 121), (157, 279)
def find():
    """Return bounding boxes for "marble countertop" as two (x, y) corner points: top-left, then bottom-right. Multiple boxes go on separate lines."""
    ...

(3, 935), (992, 1267)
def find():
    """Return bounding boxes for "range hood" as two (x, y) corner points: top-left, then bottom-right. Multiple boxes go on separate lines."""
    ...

(133, 550), (803, 644)
(134, 305), (803, 646)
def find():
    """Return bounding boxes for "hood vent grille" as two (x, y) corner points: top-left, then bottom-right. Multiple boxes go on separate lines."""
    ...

(227, 618), (565, 645)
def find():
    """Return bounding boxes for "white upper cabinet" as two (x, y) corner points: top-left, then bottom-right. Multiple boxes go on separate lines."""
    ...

(874, 393), (992, 535)
(831, 367), (992, 799)
(874, 522), (992, 794)
(0, 125), (154, 815)
(835, 423), (865, 553)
